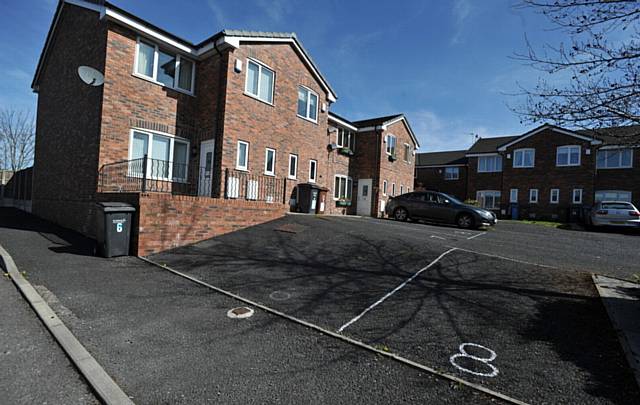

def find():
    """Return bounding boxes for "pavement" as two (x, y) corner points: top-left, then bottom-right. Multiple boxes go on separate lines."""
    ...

(0, 208), (494, 404)
(0, 265), (98, 404)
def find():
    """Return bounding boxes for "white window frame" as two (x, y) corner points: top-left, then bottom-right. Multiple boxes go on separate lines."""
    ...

(595, 190), (632, 202)
(550, 188), (560, 204)
(333, 175), (353, 200)
(572, 188), (583, 204)
(514, 148), (535, 168)
(509, 188), (518, 203)
(444, 167), (460, 180)
(391, 183), (396, 197)
(477, 190), (501, 209)
(556, 145), (581, 167)
(297, 85), (319, 123)
(245, 58), (275, 105)
(477, 155), (502, 173)
(529, 189), (539, 204)
(336, 128), (355, 151)
(309, 160), (317, 183)
(236, 141), (249, 171)
(596, 148), (634, 169)
(288, 154), (298, 180)
(382, 180), (388, 196)
(133, 37), (196, 95)
(128, 128), (190, 182)
(403, 143), (411, 162)
(385, 135), (397, 156)
(400, 185), (404, 195)
(264, 148), (276, 176)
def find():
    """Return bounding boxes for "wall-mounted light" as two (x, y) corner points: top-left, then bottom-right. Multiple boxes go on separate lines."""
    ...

(321, 103), (327, 112)
(234, 59), (242, 73)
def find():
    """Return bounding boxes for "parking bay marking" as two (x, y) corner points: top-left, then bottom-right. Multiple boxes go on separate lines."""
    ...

(337, 248), (458, 333)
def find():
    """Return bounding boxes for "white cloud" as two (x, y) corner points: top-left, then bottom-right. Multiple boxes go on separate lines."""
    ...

(256, 0), (292, 23)
(206, 0), (225, 27)
(450, 0), (472, 45)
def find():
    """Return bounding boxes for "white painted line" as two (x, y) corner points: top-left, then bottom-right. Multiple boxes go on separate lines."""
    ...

(430, 235), (446, 240)
(139, 256), (530, 405)
(337, 248), (458, 333)
(467, 232), (485, 240)
(0, 244), (135, 405)
(449, 246), (556, 269)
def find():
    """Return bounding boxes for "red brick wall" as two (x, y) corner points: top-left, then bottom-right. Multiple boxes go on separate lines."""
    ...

(594, 147), (640, 208)
(32, 4), (107, 236)
(220, 43), (331, 203)
(325, 123), (355, 215)
(415, 166), (468, 201)
(466, 156), (504, 205)
(97, 193), (288, 256)
(502, 129), (595, 220)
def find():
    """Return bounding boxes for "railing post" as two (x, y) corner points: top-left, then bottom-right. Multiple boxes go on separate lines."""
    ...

(282, 178), (287, 205)
(141, 154), (148, 193)
(224, 168), (229, 199)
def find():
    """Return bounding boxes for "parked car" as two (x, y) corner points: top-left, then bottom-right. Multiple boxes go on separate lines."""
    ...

(587, 201), (640, 228)
(385, 191), (497, 229)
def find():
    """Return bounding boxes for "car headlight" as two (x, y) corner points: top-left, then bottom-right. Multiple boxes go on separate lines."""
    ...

(477, 210), (493, 219)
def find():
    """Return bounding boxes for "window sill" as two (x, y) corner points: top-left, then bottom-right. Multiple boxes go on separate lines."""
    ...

(596, 166), (633, 170)
(445, 178), (459, 181)
(132, 72), (195, 97)
(264, 172), (275, 177)
(297, 114), (318, 125)
(235, 167), (249, 172)
(556, 164), (581, 167)
(243, 91), (274, 107)
(513, 166), (535, 169)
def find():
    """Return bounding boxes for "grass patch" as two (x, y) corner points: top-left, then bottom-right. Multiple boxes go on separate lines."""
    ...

(519, 220), (566, 228)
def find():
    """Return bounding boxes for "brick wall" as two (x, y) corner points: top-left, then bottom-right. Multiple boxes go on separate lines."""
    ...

(32, 4), (107, 236)
(415, 166), (468, 201)
(220, 43), (331, 204)
(98, 192), (288, 256)
(594, 147), (640, 208)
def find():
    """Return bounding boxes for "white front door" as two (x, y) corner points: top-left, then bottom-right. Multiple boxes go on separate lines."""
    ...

(357, 179), (372, 216)
(198, 140), (215, 197)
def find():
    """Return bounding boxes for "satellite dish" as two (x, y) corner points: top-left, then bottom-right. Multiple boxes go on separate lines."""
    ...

(78, 66), (104, 86)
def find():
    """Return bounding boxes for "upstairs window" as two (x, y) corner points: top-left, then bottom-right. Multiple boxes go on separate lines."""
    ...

(556, 145), (581, 167)
(135, 39), (195, 93)
(246, 59), (274, 104)
(477, 155), (502, 173)
(514, 149), (535, 168)
(337, 128), (355, 151)
(404, 144), (412, 162)
(386, 135), (397, 156)
(597, 149), (633, 169)
(297, 86), (318, 122)
(444, 167), (459, 180)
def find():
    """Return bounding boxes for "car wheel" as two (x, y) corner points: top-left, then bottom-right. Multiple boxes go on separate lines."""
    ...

(394, 207), (409, 222)
(456, 213), (474, 229)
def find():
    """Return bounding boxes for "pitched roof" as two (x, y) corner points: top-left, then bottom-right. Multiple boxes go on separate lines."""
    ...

(352, 114), (404, 128)
(415, 150), (468, 167)
(576, 125), (640, 145)
(32, 1), (337, 101)
(328, 111), (358, 131)
(467, 135), (519, 154)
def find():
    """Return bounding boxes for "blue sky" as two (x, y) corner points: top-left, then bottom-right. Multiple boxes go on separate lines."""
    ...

(0, 0), (560, 151)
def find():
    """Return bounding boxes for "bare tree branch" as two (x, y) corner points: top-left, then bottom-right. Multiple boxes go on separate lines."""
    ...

(0, 108), (35, 171)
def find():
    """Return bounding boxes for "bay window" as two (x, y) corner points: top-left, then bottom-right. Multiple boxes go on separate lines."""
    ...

(337, 128), (355, 151)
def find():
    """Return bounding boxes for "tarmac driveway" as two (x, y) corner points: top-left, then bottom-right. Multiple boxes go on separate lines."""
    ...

(152, 214), (640, 405)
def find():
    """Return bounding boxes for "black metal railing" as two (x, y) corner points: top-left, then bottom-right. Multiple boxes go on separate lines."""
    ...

(224, 168), (285, 203)
(99, 156), (285, 203)
(98, 155), (214, 196)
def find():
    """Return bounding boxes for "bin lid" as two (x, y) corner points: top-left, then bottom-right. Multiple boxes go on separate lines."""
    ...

(299, 182), (328, 191)
(96, 202), (136, 213)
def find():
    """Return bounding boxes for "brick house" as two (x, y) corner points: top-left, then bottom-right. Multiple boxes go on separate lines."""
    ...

(414, 150), (468, 201)
(415, 124), (640, 221)
(30, 0), (418, 254)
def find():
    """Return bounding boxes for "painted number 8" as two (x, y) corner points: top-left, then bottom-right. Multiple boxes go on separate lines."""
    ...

(449, 343), (499, 378)
(116, 223), (123, 233)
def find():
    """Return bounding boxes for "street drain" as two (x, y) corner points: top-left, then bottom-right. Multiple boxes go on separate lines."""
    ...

(269, 291), (292, 301)
(227, 306), (254, 319)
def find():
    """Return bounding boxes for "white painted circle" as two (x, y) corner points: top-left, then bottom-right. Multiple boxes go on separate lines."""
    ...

(226, 307), (254, 319)
(78, 66), (104, 86)
(269, 291), (291, 301)
(449, 343), (499, 378)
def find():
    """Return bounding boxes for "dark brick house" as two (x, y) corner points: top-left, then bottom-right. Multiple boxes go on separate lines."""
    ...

(416, 124), (640, 221)
(414, 150), (468, 201)
(30, 0), (418, 254)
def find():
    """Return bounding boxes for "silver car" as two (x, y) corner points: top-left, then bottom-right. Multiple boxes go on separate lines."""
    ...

(589, 201), (640, 228)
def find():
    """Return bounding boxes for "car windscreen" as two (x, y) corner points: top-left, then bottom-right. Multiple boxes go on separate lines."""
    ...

(601, 202), (633, 210)
(440, 193), (462, 205)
